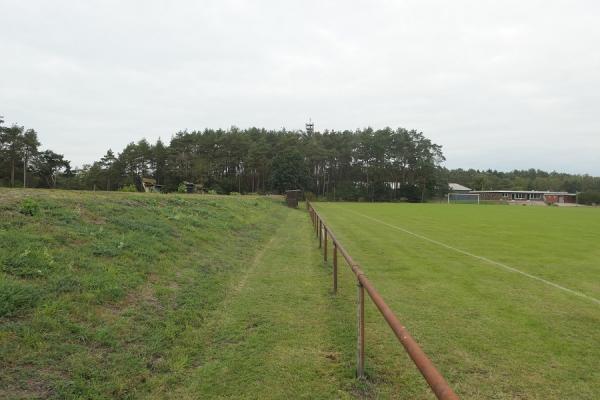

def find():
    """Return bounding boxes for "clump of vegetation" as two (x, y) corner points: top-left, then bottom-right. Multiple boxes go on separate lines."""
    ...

(177, 182), (187, 193)
(207, 189), (218, 195)
(19, 198), (40, 216)
(91, 240), (125, 257)
(229, 191), (241, 196)
(0, 279), (40, 317)
(3, 248), (54, 278)
(119, 184), (137, 192)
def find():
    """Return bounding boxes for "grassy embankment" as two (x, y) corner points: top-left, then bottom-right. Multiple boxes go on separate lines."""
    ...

(0, 189), (366, 399)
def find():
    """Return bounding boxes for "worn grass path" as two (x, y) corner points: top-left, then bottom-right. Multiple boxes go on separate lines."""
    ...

(164, 207), (358, 399)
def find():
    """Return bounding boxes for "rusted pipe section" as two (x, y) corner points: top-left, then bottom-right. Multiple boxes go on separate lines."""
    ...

(307, 202), (459, 400)
(309, 205), (357, 269)
(357, 273), (458, 400)
(321, 223), (358, 269)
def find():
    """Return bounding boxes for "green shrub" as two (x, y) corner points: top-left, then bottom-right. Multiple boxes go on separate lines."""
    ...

(0, 279), (40, 317)
(119, 184), (137, 192)
(3, 248), (55, 278)
(209, 185), (224, 194)
(177, 183), (187, 193)
(578, 191), (600, 205)
(229, 192), (241, 196)
(19, 198), (40, 216)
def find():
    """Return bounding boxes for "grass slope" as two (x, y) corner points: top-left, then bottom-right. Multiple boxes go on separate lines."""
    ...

(314, 202), (600, 399)
(0, 189), (358, 399)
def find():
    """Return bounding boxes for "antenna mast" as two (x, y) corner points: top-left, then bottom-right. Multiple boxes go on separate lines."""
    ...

(305, 118), (314, 135)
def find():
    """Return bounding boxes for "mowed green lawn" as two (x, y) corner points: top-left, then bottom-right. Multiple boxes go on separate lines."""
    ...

(313, 202), (600, 399)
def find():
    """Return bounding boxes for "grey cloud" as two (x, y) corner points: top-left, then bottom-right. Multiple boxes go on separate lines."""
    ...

(1, 0), (598, 173)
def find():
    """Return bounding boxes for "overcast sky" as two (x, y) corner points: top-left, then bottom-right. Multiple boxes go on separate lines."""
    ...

(1, 1), (599, 173)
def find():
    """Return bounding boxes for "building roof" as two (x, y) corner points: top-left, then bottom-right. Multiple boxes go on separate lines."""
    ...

(448, 183), (472, 191)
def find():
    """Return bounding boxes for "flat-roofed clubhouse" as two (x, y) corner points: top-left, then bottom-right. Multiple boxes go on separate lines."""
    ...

(470, 190), (577, 204)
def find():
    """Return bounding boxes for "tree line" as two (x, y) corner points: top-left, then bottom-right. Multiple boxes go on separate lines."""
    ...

(0, 117), (71, 189)
(68, 126), (446, 201)
(2, 115), (599, 203)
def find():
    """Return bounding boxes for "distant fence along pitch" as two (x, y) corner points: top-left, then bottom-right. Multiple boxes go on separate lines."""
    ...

(307, 201), (459, 400)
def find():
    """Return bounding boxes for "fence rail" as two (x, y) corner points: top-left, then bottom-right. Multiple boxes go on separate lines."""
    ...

(307, 201), (459, 400)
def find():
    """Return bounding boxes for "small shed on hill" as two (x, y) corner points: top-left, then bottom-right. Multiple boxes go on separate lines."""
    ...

(142, 177), (157, 192)
(134, 176), (160, 193)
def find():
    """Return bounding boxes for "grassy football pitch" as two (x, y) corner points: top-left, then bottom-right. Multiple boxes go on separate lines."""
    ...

(313, 202), (600, 399)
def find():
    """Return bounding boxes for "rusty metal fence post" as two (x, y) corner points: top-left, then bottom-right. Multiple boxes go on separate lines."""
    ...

(323, 227), (328, 263)
(315, 213), (319, 237)
(357, 281), (365, 379)
(319, 220), (322, 248)
(333, 243), (338, 293)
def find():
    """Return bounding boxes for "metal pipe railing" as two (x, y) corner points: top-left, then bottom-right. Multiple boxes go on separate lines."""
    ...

(307, 201), (459, 400)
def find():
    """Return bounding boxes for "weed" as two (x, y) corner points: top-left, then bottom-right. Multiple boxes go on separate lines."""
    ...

(3, 248), (54, 278)
(0, 279), (40, 317)
(19, 198), (40, 216)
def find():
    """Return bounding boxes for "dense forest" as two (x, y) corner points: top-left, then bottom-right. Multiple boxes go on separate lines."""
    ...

(1, 116), (599, 203)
